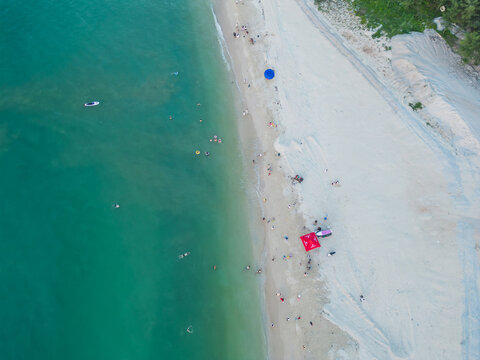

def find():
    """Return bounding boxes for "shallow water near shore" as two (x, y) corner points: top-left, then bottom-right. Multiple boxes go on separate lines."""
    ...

(0, 0), (266, 359)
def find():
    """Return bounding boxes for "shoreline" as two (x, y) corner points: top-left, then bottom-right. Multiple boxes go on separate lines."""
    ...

(211, 0), (353, 358)
(212, 0), (480, 359)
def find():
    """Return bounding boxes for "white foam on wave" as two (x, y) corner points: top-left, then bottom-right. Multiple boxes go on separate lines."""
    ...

(210, 3), (231, 72)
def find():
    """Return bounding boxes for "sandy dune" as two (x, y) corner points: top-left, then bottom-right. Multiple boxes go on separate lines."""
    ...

(213, 0), (480, 358)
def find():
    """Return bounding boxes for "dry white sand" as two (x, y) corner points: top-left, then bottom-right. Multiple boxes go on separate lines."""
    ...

(212, 0), (480, 359)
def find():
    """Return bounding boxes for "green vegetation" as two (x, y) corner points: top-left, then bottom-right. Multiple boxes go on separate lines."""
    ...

(348, 0), (442, 37)
(441, 1), (480, 64)
(316, 0), (480, 64)
(438, 28), (457, 47)
(409, 101), (424, 110)
(458, 30), (480, 64)
(444, 0), (480, 33)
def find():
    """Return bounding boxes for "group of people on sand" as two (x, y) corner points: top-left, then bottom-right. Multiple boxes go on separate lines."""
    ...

(222, 12), (351, 347)
(232, 22), (256, 47)
(252, 150), (345, 339)
(233, 24), (249, 38)
(271, 291), (314, 331)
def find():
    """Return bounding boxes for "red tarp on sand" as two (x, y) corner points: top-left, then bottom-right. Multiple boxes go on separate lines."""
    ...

(300, 232), (321, 252)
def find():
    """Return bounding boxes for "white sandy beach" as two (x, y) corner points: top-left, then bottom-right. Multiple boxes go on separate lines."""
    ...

(212, 0), (480, 358)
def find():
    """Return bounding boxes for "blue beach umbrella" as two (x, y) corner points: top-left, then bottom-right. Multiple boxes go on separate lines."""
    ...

(264, 69), (275, 80)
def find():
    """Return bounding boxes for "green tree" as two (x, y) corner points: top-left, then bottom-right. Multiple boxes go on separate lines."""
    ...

(318, 0), (480, 64)
(459, 31), (480, 64)
(444, 0), (480, 31)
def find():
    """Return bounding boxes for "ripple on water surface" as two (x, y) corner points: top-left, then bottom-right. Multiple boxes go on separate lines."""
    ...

(0, 0), (266, 359)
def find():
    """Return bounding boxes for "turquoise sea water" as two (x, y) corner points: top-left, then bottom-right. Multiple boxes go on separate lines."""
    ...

(0, 0), (266, 359)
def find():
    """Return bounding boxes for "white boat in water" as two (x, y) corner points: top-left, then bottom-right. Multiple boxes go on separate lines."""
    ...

(84, 101), (100, 107)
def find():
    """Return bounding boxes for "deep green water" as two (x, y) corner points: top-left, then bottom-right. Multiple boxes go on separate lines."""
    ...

(0, 0), (266, 359)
